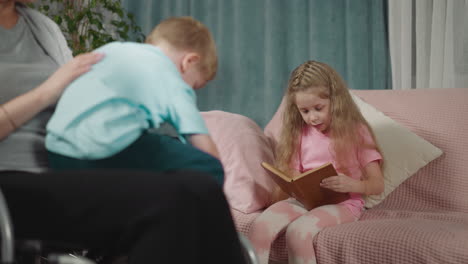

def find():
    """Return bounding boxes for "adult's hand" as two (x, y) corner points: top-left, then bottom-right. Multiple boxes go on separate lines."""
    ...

(37, 52), (105, 105)
(0, 52), (104, 140)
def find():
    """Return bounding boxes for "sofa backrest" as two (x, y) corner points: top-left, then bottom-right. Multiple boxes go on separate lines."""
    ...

(265, 88), (468, 212)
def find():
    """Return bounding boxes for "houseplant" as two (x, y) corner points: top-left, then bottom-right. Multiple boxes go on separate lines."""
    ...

(31, 0), (145, 55)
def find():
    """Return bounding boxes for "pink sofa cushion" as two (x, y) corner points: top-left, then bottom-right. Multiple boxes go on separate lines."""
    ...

(353, 88), (468, 211)
(314, 210), (468, 263)
(202, 111), (276, 214)
(234, 88), (468, 263)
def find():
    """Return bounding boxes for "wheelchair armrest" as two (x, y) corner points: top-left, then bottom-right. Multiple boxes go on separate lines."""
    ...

(0, 188), (14, 264)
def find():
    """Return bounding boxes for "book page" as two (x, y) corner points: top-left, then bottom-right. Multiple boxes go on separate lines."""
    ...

(293, 162), (336, 181)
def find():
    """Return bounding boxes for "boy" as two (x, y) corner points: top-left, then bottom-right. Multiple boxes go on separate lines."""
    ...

(46, 16), (223, 183)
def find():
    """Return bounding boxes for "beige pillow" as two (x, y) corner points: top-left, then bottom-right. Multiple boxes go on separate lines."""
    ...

(351, 94), (443, 208)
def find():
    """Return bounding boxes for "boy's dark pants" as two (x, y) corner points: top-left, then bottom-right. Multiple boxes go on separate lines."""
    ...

(48, 133), (224, 185)
(0, 133), (245, 263)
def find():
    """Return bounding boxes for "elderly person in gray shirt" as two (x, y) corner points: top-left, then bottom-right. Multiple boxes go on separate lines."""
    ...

(0, 1), (247, 264)
(0, 1), (101, 171)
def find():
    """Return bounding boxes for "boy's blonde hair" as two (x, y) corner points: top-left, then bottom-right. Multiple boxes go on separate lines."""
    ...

(276, 60), (382, 176)
(146, 16), (218, 81)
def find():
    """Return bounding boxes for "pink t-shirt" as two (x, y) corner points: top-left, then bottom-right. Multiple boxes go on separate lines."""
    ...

(292, 125), (382, 217)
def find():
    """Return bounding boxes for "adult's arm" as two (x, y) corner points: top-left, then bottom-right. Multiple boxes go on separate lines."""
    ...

(0, 52), (103, 140)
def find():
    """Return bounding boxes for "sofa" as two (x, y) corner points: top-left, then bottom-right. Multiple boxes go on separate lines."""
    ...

(202, 88), (468, 264)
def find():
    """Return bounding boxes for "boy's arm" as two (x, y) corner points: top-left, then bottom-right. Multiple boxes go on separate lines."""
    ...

(187, 134), (220, 159)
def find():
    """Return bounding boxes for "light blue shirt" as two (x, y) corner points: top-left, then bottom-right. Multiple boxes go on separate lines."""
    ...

(46, 42), (208, 159)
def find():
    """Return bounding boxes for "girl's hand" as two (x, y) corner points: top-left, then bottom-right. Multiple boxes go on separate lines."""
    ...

(38, 52), (104, 105)
(320, 174), (360, 193)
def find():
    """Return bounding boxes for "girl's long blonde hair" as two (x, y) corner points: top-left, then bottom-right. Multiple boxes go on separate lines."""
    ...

(276, 61), (381, 175)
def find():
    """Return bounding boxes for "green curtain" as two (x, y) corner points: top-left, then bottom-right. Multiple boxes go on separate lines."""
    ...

(122, 0), (391, 128)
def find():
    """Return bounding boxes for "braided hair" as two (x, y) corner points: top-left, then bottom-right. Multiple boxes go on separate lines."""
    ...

(275, 61), (380, 176)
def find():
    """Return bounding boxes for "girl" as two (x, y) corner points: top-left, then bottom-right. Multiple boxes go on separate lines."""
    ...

(248, 61), (384, 264)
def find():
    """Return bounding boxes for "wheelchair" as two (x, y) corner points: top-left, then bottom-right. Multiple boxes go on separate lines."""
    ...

(0, 188), (258, 264)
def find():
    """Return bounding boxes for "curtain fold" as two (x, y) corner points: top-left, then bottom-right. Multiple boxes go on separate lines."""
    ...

(389, 0), (468, 90)
(122, 0), (390, 127)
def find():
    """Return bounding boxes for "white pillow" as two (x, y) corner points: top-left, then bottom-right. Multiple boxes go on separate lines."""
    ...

(351, 94), (443, 208)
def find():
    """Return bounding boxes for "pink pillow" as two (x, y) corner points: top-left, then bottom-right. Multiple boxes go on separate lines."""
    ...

(201, 111), (276, 213)
(264, 98), (286, 151)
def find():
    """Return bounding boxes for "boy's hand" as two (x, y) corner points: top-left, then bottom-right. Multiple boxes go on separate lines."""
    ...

(320, 174), (361, 193)
(188, 134), (220, 159)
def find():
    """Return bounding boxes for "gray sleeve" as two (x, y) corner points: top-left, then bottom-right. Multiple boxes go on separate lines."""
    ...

(17, 5), (73, 65)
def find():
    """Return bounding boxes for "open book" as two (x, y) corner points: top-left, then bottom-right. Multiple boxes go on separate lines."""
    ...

(261, 162), (349, 210)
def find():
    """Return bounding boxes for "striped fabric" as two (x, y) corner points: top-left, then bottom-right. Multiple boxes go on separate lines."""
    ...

(233, 88), (468, 263)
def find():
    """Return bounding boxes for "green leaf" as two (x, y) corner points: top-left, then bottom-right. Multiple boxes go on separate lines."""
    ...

(53, 15), (62, 25)
(118, 31), (128, 40)
(116, 9), (123, 17)
(79, 35), (86, 47)
(75, 12), (85, 22)
(33, 0), (144, 54)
